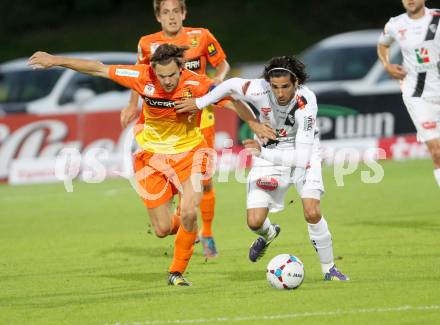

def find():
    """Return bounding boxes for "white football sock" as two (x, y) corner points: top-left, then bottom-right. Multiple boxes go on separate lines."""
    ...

(307, 216), (334, 274)
(252, 218), (276, 241)
(434, 169), (440, 187)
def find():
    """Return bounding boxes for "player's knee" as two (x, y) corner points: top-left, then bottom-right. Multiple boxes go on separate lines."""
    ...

(303, 205), (321, 224)
(154, 226), (171, 238)
(431, 145), (440, 164)
(248, 218), (264, 231)
(180, 205), (198, 223)
(247, 212), (265, 230)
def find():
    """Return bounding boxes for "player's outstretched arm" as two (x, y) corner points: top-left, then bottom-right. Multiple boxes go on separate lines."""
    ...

(243, 139), (313, 168)
(175, 77), (246, 113)
(28, 51), (109, 78)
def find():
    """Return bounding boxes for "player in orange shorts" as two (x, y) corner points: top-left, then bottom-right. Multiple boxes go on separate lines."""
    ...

(121, 0), (230, 257)
(28, 44), (274, 286)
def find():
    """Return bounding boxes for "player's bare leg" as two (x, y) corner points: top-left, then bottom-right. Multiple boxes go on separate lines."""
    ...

(199, 180), (218, 257)
(147, 200), (174, 238)
(425, 138), (440, 187)
(167, 174), (203, 286)
(247, 208), (280, 262)
(302, 198), (349, 281)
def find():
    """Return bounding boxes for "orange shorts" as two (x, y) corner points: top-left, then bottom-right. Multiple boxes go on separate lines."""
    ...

(133, 142), (215, 208)
(200, 126), (216, 185)
(201, 126), (215, 149)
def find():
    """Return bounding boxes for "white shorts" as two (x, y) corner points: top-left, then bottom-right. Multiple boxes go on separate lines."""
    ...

(247, 139), (324, 213)
(403, 96), (440, 142)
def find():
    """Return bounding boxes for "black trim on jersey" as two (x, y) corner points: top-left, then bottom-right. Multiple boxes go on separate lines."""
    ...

(412, 72), (427, 97)
(284, 95), (307, 126)
(412, 12), (440, 97)
(144, 97), (175, 108)
(262, 139), (280, 148)
(425, 11), (440, 40)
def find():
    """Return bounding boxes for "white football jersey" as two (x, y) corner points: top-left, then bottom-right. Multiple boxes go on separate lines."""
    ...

(379, 7), (440, 97)
(228, 78), (318, 167)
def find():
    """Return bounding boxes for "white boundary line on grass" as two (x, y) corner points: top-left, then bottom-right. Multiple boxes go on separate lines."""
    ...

(105, 304), (440, 325)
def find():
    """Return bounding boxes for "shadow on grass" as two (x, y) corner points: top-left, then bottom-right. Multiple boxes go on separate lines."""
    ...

(356, 220), (440, 231)
(224, 269), (263, 282)
(99, 246), (172, 258)
(97, 272), (165, 284)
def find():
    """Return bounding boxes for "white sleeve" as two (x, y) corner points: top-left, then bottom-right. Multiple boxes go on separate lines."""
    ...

(295, 92), (318, 145)
(195, 77), (248, 109)
(259, 90), (317, 168)
(378, 21), (395, 46)
(259, 142), (313, 168)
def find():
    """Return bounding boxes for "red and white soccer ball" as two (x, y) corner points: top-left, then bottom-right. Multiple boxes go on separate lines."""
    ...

(266, 254), (304, 289)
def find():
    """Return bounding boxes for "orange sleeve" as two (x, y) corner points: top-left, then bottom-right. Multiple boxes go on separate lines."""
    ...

(203, 29), (227, 68)
(108, 65), (147, 95)
(137, 37), (151, 65)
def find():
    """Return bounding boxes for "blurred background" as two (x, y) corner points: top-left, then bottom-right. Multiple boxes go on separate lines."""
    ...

(0, 0), (430, 185)
(0, 0), (403, 63)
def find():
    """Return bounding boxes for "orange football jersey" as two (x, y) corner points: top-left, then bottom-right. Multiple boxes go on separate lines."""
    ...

(109, 65), (215, 154)
(137, 27), (227, 130)
(137, 27), (226, 73)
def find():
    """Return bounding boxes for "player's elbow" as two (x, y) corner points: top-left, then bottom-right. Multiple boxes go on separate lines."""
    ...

(95, 63), (110, 78)
(295, 156), (311, 169)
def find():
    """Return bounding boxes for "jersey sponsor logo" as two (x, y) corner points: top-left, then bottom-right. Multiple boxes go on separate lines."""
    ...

(144, 83), (155, 96)
(415, 47), (430, 64)
(189, 36), (200, 48)
(422, 121), (437, 129)
(184, 80), (200, 86)
(182, 88), (193, 99)
(256, 177), (279, 191)
(144, 97), (175, 108)
(207, 43), (218, 56)
(398, 28), (407, 40)
(242, 81), (251, 96)
(115, 69), (140, 78)
(150, 43), (160, 55)
(295, 95), (307, 110)
(250, 90), (270, 96)
(184, 58), (201, 71)
(277, 128), (288, 137)
(186, 30), (202, 34)
(304, 115), (314, 131)
(261, 107), (271, 118)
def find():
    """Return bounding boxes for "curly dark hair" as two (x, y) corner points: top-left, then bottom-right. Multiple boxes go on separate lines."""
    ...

(263, 55), (308, 85)
(150, 44), (189, 68)
(153, 0), (186, 16)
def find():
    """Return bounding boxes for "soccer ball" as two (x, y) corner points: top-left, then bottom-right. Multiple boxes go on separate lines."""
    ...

(266, 254), (304, 289)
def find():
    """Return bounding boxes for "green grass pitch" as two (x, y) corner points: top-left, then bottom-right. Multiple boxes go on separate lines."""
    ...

(1, 159), (439, 325)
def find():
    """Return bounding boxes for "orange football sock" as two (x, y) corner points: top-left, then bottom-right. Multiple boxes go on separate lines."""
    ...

(200, 189), (215, 237)
(169, 225), (197, 274)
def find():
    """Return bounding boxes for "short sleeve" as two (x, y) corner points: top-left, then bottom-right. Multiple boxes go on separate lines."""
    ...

(295, 92), (318, 145)
(378, 20), (395, 46)
(108, 65), (147, 95)
(137, 38), (151, 65)
(203, 29), (227, 67)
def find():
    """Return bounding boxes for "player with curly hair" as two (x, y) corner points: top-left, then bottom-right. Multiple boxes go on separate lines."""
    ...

(175, 55), (349, 281)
